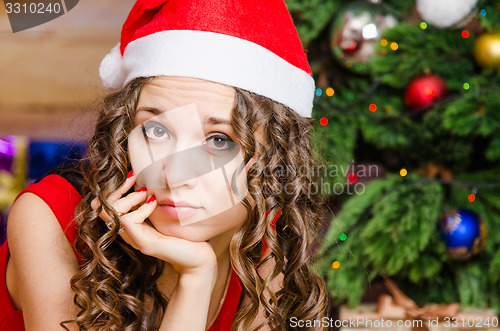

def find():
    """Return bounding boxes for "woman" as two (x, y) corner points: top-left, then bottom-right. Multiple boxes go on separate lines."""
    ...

(2, 0), (330, 330)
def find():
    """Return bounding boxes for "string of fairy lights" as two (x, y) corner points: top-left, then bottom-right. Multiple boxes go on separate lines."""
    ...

(314, 10), (499, 270)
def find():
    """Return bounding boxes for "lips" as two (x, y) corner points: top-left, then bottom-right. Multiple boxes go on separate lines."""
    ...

(157, 197), (201, 218)
(158, 197), (199, 208)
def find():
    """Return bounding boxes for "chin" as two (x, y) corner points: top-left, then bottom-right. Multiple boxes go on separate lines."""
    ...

(149, 215), (215, 242)
(149, 222), (202, 242)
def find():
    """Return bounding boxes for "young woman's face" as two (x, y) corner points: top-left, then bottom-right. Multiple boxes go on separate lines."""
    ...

(128, 76), (249, 242)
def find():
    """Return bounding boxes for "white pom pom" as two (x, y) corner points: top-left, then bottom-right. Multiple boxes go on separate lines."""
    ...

(99, 43), (125, 90)
(416, 0), (477, 28)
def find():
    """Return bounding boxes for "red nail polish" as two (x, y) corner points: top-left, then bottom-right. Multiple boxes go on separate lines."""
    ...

(136, 187), (147, 193)
(147, 196), (156, 203)
(127, 170), (134, 178)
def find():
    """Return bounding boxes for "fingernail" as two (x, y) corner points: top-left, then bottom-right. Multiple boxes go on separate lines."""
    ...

(127, 170), (134, 178)
(136, 187), (147, 193)
(147, 196), (156, 204)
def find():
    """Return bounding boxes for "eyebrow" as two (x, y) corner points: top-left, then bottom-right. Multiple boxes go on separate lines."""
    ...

(136, 106), (232, 126)
(203, 115), (232, 126)
(136, 106), (161, 115)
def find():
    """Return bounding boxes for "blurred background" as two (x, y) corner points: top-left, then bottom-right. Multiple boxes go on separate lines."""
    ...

(1, 0), (500, 329)
(290, 0), (500, 329)
(0, 0), (135, 241)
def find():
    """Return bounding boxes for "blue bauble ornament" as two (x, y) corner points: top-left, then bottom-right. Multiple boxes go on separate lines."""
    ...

(439, 209), (488, 260)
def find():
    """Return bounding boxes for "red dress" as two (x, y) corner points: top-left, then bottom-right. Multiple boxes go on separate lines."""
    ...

(0, 174), (243, 330)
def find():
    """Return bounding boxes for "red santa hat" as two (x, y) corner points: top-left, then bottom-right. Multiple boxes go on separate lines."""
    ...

(99, 0), (315, 117)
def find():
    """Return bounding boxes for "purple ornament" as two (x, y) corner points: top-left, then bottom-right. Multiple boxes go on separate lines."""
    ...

(0, 136), (16, 173)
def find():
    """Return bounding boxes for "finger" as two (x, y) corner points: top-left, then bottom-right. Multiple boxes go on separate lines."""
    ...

(90, 195), (113, 223)
(117, 199), (217, 271)
(111, 188), (148, 215)
(108, 170), (137, 202)
(90, 170), (137, 212)
(91, 197), (100, 210)
(119, 196), (193, 257)
(119, 197), (157, 252)
(120, 196), (157, 227)
(97, 188), (147, 223)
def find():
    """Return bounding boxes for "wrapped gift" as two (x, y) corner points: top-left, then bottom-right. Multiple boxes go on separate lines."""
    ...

(340, 304), (499, 331)
(338, 278), (499, 331)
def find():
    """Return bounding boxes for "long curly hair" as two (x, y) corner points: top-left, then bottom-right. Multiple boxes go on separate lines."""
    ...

(63, 77), (330, 330)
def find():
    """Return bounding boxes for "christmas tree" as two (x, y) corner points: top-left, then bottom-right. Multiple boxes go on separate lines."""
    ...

(286, 0), (500, 312)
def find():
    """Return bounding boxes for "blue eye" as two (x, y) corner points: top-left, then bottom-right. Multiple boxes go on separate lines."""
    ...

(206, 134), (234, 152)
(142, 121), (170, 140)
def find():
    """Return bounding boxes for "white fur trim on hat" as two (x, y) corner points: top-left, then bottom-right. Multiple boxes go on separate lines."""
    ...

(99, 30), (315, 117)
(99, 43), (126, 90)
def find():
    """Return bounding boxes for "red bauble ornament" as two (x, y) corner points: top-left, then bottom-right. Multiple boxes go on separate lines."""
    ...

(404, 75), (448, 111)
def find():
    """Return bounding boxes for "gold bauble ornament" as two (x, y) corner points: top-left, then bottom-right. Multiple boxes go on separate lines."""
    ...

(473, 32), (500, 69)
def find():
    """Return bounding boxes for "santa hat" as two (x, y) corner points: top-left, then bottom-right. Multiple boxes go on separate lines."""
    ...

(99, 0), (315, 117)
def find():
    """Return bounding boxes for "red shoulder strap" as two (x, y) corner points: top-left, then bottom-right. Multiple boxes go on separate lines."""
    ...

(207, 268), (242, 331)
(15, 174), (82, 262)
(261, 209), (282, 254)
(208, 210), (282, 329)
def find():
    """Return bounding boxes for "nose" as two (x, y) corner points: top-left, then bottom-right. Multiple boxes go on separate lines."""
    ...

(161, 144), (214, 187)
(136, 141), (241, 189)
(135, 143), (208, 189)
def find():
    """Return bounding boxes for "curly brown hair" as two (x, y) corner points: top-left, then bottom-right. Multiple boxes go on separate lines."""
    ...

(63, 77), (330, 330)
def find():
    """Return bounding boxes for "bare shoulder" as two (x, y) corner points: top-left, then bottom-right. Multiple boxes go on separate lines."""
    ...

(7, 192), (79, 330)
(8, 192), (79, 265)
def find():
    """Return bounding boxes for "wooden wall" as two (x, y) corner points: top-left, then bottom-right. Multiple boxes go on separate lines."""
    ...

(0, 0), (135, 140)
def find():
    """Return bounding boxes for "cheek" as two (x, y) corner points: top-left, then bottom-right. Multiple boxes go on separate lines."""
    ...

(225, 202), (249, 230)
(128, 126), (150, 176)
(192, 150), (248, 218)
